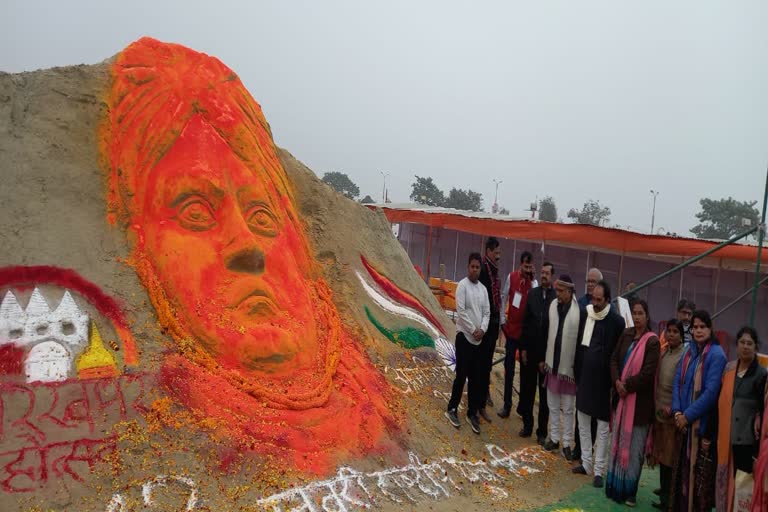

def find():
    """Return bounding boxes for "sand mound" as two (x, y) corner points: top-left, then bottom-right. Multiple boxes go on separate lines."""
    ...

(0, 39), (576, 511)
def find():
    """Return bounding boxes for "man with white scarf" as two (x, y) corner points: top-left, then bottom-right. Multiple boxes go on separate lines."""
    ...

(572, 280), (625, 488)
(541, 275), (586, 461)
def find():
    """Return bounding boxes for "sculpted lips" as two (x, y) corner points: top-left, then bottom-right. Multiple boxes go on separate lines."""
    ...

(233, 290), (279, 317)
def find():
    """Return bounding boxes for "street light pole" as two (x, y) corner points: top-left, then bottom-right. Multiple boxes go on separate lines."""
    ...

(492, 179), (502, 213)
(380, 171), (390, 203)
(650, 190), (659, 234)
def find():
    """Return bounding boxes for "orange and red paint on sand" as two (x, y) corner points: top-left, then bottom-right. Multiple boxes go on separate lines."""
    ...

(101, 38), (403, 474)
(0, 265), (146, 492)
(0, 374), (147, 493)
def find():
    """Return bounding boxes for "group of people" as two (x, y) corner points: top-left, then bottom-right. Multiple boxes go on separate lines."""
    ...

(445, 237), (768, 511)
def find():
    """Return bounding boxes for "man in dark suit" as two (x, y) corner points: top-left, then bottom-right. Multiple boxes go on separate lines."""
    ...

(517, 261), (556, 443)
(573, 280), (625, 488)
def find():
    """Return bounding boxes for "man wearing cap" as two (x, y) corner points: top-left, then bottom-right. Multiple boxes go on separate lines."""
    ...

(541, 274), (586, 461)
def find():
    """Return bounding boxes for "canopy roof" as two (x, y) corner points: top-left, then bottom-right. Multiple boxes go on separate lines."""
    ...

(368, 203), (760, 264)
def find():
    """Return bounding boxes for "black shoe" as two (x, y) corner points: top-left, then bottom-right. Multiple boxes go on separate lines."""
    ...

(497, 407), (511, 418)
(466, 415), (481, 434)
(518, 428), (533, 438)
(625, 496), (636, 507)
(445, 409), (461, 428)
(563, 447), (573, 461)
(653, 488), (662, 496)
(536, 434), (546, 446)
(478, 408), (492, 423)
(571, 465), (587, 475)
(571, 448), (581, 461)
(486, 395), (495, 408)
(593, 475), (603, 488)
(543, 440), (559, 452)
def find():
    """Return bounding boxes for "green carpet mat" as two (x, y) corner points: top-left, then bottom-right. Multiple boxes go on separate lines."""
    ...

(528, 467), (661, 511)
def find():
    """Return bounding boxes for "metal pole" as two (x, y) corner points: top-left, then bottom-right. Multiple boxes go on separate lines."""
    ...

(585, 251), (591, 295)
(380, 171), (389, 203)
(453, 230), (459, 281)
(420, 225), (427, 277)
(714, 274), (768, 320)
(713, 259), (722, 312)
(749, 166), (768, 326)
(512, 240), (517, 273)
(405, 223), (412, 257)
(426, 226), (434, 280)
(617, 225), (758, 300)
(618, 251), (625, 291)
(678, 260), (684, 303)
(650, 190), (659, 234)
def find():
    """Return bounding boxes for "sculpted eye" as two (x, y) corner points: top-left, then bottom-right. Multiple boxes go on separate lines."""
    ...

(246, 204), (278, 236)
(176, 199), (216, 231)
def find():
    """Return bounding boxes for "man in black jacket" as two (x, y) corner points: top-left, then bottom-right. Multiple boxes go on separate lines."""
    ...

(477, 237), (502, 424)
(572, 280), (625, 488)
(518, 261), (556, 444)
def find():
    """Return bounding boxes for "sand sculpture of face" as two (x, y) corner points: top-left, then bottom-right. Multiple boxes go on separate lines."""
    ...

(140, 116), (319, 376)
(103, 37), (342, 408)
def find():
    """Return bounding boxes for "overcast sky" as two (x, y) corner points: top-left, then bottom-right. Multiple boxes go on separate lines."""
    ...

(2, 1), (766, 236)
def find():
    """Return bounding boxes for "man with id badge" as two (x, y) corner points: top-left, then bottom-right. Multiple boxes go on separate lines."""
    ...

(498, 251), (535, 422)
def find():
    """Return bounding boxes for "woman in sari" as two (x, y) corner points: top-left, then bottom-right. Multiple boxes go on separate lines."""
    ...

(753, 368), (768, 511)
(716, 326), (766, 511)
(606, 300), (660, 507)
(670, 310), (727, 511)
(650, 319), (686, 510)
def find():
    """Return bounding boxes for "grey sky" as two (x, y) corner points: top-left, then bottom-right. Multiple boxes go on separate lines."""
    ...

(2, 1), (767, 236)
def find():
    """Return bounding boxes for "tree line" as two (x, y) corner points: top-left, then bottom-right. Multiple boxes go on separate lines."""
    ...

(321, 171), (760, 240)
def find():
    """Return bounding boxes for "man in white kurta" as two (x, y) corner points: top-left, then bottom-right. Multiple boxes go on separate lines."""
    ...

(542, 275), (586, 461)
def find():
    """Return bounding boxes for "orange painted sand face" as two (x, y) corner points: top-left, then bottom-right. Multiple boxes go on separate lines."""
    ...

(103, 37), (403, 473)
(135, 115), (318, 378)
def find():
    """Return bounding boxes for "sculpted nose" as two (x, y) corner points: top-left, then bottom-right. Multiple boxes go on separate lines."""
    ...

(222, 207), (267, 274)
(225, 247), (265, 274)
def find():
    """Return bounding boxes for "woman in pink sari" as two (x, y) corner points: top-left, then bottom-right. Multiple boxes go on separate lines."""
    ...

(605, 300), (660, 507)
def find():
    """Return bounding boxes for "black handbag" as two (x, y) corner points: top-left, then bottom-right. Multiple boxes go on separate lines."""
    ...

(692, 440), (716, 511)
